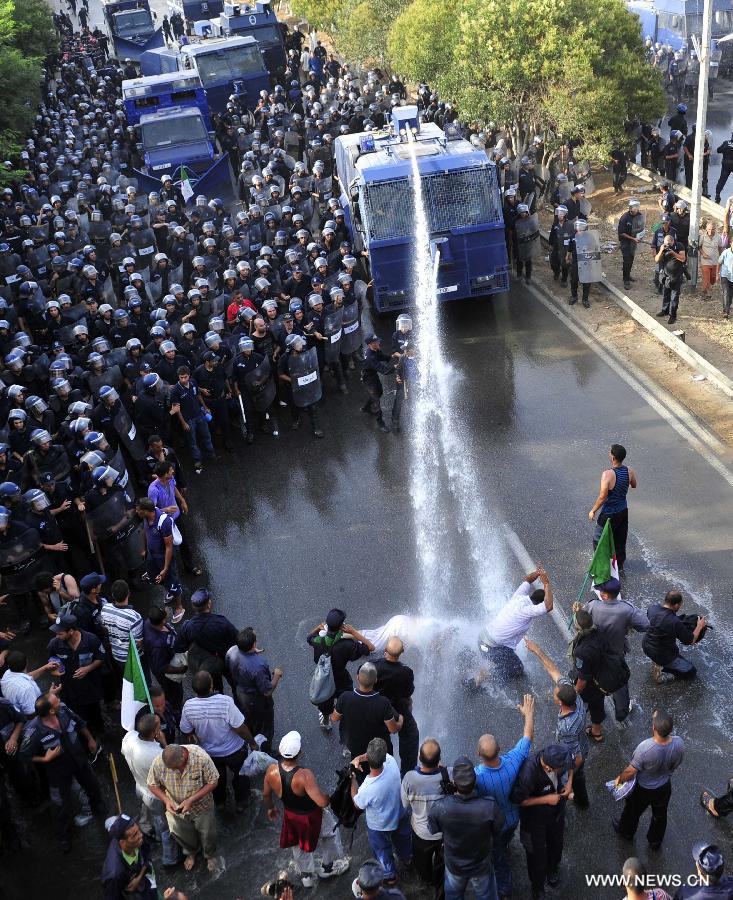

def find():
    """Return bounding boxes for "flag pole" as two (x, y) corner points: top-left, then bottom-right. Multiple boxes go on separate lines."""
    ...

(576, 570), (591, 602)
(109, 754), (123, 815)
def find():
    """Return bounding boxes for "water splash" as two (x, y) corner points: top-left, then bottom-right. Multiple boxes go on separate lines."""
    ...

(405, 131), (510, 732)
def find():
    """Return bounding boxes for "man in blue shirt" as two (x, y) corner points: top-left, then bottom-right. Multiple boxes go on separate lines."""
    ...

(169, 366), (215, 474)
(225, 626), (283, 752)
(135, 497), (183, 619)
(474, 693), (535, 899)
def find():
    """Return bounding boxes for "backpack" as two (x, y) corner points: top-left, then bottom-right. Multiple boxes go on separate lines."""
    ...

(58, 597), (79, 619)
(592, 639), (631, 695)
(157, 511), (183, 546)
(309, 651), (336, 705)
(329, 764), (364, 836)
(308, 631), (342, 706)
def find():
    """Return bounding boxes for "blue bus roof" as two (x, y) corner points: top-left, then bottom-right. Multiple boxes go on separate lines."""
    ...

(139, 105), (205, 124)
(181, 34), (262, 56)
(122, 70), (202, 97)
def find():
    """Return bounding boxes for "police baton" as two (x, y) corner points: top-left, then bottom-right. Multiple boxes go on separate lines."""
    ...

(237, 392), (248, 433)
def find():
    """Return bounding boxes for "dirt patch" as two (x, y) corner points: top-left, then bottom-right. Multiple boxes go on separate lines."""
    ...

(535, 177), (733, 447)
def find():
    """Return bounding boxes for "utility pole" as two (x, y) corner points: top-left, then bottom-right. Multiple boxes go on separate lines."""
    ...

(689, 0), (714, 287)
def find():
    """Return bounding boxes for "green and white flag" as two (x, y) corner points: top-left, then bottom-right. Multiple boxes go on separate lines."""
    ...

(121, 636), (151, 731)
(588, 519), (619, 585)
(180, 167), (194, 203)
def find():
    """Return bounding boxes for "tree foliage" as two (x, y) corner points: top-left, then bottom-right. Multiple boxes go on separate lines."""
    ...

(389, 0), (665, 163)
(0, 0), (57, 185)
(336, 0), (410, 68)
(289, 0), (347, 32)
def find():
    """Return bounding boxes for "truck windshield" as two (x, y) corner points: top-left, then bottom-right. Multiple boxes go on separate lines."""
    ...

(251, 25), (280, 47)
(115, 10), (153, 33)
(142, 115), (208, 148)
(194, 46), (263, 84)
(361, 168), (503, 241)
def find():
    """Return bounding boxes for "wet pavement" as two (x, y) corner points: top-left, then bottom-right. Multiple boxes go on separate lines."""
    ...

(9, 282), (733, 899)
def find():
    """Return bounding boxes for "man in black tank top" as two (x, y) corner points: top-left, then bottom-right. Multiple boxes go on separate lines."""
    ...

(588, 443), (637, 573)
(263, 730), (350, 889)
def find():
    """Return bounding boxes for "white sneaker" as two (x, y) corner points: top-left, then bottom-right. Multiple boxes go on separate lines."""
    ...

(301, 873), (315, 888)
(74, 813), (92, 827)
(318, 858), (350, 879)
(318, 711), (332, 731)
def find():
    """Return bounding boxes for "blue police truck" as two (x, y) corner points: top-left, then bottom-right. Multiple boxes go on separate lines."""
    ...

(210, 0), (287, 76)
(122, 70), (212, 130)
(335, 108), (508, 314)
(139, 36), (270, 114)
(627, 0), (733, 76)
(101, 0), (164, 61)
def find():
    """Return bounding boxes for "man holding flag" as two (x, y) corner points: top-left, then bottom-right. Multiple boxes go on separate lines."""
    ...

(122, 634), (153, 733)
(588, 444), (637, 575)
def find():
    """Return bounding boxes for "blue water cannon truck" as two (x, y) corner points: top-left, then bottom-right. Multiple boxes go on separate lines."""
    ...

(334, 106), (509, 314)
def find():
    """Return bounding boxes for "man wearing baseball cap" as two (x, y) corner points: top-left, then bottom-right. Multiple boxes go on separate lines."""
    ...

(307, 609), (374, 730)
(510, 744), (574, 899)
(262, 730), (349, 888)
(675, 843), (733, 898)
(352, 858), (406, 898)
(174, 589), (238, 693)
(101, 814), (158, 900)
(427, 755), (505, 900)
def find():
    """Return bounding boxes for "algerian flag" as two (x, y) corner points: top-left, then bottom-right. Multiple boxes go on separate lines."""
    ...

(588, 519), (619, 585)
(180, 167), (194, 203)
(121, 636), (152, 731)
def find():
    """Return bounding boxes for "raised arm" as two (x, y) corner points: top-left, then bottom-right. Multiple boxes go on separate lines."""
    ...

(524, 639), (562, 684)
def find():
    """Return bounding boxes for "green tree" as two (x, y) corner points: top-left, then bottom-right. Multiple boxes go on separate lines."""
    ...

(336, 0), (410, 68)
(289, 0), (347, 32)
(390, 0), (665, 165)
(387, 0), (458, 85)
(0, 0), (57, 185)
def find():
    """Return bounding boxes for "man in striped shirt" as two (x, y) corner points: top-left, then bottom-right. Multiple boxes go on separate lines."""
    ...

(99, 579), (147, 698)
(524, 639), (590, 809)
(179, 670), (257, 813)
(474, 693), (535, 900)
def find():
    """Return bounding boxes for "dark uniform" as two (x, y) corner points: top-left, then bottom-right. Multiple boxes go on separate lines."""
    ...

(174, 608), (238, 692)
(549, 217), (574, 284)
(510, 749), (572, 897)
(617, 210), (642, 287)
(373, 657), (418, 777)
(20, 703), (104, 848)
(715, 135), (733, 203)
(657, 239), (685, 323)
(361, 340), (394, 433)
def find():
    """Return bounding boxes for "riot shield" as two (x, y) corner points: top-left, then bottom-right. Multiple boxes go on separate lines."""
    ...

(574, 160), (595, 196)
(555, 179), (571, 201)
(340, 299), (362, 355)
(578, 198), (592, 218)
(87, 365), (123, 398)
(0, 529), (45, 594)
(289, 347), (322, 408)
(322, 306), (344, 364)
(85, 489), (144, 571)
(112, 404), (147, 462)
(515, 214), (541, 261)
(574, 230), (602, 284)
(242, 355), (276, 412)
(108, 446), (131, 490)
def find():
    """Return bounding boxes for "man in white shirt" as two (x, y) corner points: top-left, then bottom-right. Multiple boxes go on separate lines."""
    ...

(179, 670), (257, 812)
(0, 650), (58, 715)
(479, 568), (554, 679)
(121, 713), (181, 866)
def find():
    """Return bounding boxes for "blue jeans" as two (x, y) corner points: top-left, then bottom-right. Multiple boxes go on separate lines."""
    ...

(663, 653), (696, 679)
(444, 868), (498, 900)
(482, 644), (524, 679)
(492, 825), (516, 897)
(367, 813), (413, 880)
(185, 414), (214, 462)
(142, 798), (181, 866)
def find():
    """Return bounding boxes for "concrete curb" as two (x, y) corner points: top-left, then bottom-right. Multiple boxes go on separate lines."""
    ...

(538, 226), (733, 400)
(627, 162), (726, 221)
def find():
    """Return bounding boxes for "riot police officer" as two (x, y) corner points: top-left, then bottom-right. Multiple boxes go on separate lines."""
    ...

(715, 131), (733, 204)
(549, 206), (574, 285)
(618, 199), (645, 289)
(277, 333), (324, 438)
(361, 334), (394, 434)
(651, 214), (677, 293)
(655, 233), (687, 325)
